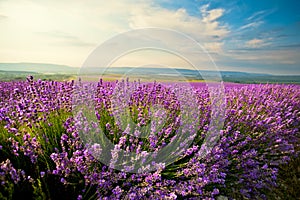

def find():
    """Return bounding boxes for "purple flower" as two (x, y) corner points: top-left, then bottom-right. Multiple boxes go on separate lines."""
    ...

(40, 171), (45, 178)
(212, 188), (220, 196)
(60, 178), (66, 184)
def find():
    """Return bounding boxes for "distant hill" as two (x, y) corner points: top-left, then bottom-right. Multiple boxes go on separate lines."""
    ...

(80, 66), (270, 77)
(80, 67), (300, 83)
(0, 63), (77, 74)
(0, 63), (299, 83)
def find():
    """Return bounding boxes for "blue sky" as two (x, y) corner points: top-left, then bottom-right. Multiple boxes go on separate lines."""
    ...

(0, 0), (299, 74)
(156, 0), (300, 74)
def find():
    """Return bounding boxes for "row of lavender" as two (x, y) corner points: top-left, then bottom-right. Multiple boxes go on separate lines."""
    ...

(0, 76), (299, 199)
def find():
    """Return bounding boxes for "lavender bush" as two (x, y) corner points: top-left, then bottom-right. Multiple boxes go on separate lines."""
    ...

(0, 77), (299, 199)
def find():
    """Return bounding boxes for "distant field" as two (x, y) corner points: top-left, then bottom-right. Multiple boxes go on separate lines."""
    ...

(0, 63), (299, 83)
(0, 71), (75, 82)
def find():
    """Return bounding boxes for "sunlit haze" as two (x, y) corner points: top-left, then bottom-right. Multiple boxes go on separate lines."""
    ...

(0, 0), (299, 74)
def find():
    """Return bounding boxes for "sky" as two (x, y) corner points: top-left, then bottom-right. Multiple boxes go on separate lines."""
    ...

(0, 0), (299, 75)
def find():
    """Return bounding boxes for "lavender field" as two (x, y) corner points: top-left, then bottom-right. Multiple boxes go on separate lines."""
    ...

(0, 76), (299, 199)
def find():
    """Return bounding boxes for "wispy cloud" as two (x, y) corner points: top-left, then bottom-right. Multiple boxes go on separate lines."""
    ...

(202, 7), (225, 22)
(225, 48), (299, 66)
(0, 0), (299, 74)
(245, 38), (266, 48)
(247, 9), (273, 21)
(277, 43), (300, 48)
(0, 14), (7, 20)
(247, 10), (267, 21)
(248, 8), (276, 20)
(40, 31), (78, 40)
(239, 21), (264, 30)
(128, 3), (229, 54)
(129, 4), (229, 40)
(0, 0), (229, 67)
(37, 31), (96, 47)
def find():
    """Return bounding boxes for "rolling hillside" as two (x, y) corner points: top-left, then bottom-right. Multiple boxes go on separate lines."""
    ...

(0, 63), (299, 83)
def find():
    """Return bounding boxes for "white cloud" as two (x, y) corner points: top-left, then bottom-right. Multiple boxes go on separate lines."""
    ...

(128, 4), (228, 40)
(203, 42), (224, 53)
(247, 10), (267, 21)
(111, 49), (193, 69)
(246, 9), (275, 21)
(202, 8), (224, 22)
(227, 49), (299, 65)
(239, 21), (263, 30)
(0, 1), (229, 67)
(128, 4), (228, 55)
(245, 38), (265, 48)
